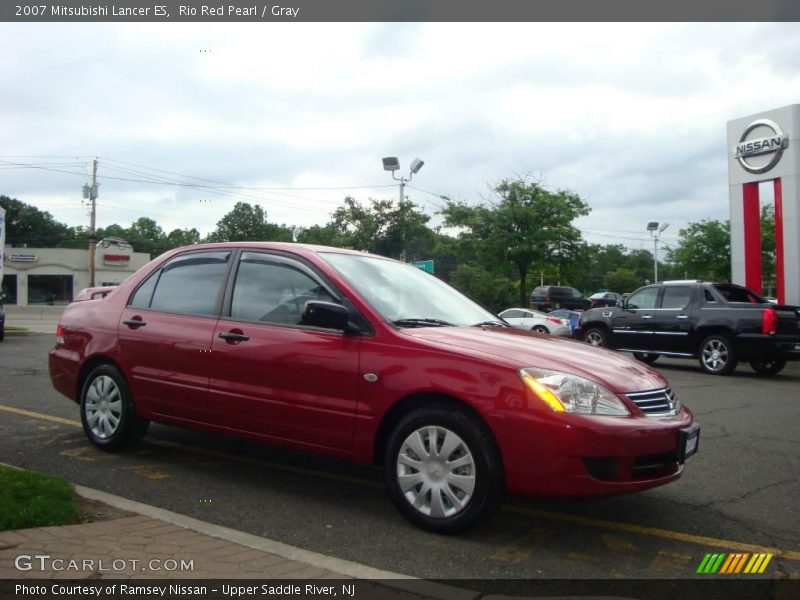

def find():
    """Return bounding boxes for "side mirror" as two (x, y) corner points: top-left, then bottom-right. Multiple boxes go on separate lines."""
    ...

(616, 298), (626, 309)
(302, 301), (351, 331)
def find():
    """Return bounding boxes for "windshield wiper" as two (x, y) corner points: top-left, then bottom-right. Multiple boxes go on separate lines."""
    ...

(392, 318), (456, 328)
(472, 320), (509, 328)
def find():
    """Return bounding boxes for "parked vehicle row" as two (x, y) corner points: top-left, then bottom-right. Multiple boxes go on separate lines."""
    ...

(578, 280), (800, 376)
(50, 243), (698, 533)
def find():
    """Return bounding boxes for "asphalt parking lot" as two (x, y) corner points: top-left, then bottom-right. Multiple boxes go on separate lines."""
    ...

(0, 333), (798, 582)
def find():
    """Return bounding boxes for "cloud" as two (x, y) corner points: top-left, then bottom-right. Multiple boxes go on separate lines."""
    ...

(1, 22), (800, 246)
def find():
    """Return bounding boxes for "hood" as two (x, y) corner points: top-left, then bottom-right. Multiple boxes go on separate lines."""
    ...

(404, 326), (666, 394)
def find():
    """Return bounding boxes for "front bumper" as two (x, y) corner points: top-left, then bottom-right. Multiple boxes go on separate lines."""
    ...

(500, 408), (696, 497)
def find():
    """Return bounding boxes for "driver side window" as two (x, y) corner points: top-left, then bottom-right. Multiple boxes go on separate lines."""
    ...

(231, 253), (334, 325)
(626, 287), (658, 310)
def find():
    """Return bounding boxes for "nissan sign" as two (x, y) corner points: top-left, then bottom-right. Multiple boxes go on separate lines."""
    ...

(734, 119), (789, 174)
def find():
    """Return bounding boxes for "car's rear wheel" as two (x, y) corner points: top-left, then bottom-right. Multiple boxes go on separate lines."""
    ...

(749, 359), (786, 376)
(80, 365), (149, 452)
(583, 327), (608, 347)
(532, 325), (549, 334)
(634, 352), (660, 365)
(698, 335), (737, 375)
(384, 406), (504, 533)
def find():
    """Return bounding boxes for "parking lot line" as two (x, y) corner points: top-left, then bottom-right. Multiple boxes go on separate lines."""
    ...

(2, 402), (799, 562)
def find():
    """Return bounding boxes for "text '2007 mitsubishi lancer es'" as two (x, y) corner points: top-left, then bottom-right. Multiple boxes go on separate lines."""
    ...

(49, 243), (699, 532)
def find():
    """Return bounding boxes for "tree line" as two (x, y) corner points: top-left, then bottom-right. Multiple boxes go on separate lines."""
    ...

(1, 182), (777, 311)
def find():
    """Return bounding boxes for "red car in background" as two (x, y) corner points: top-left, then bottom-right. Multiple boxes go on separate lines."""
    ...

(49, 243), (698, 532)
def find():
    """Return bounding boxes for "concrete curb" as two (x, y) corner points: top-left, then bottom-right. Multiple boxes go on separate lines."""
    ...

(75, 485), (479, 600)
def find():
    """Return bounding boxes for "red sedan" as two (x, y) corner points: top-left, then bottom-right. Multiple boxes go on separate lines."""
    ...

(49, 243), (698, 532)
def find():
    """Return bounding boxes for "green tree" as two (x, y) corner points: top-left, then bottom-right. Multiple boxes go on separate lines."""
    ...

(449, 263), (517, 313)
(329, 197), (435, 260)
(0, 195), (69, 247)
(441, 179), (590, 306)
(164, 227), (201, 251)
(206, 202), (293, 243)
(604, 268), (641, 293)
(667, 219), (731, 281)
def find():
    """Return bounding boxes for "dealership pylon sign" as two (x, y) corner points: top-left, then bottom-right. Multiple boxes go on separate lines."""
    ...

(728, 104), (800, 305)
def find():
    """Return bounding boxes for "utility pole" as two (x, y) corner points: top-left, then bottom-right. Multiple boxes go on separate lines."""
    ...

(381, 156), (424, 262)
(85, 159), (99, 287)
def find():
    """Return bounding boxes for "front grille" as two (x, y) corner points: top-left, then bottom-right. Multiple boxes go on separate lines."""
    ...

(626, 387), (679, 417)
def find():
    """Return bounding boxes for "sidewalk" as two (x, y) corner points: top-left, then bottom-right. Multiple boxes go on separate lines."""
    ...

(3, 306), (63, 335)
(0, 485), (472, 600)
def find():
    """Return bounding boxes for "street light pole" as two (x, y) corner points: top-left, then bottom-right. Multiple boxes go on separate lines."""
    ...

(382, 156), (424, 261)
(646, 221), (669, 283)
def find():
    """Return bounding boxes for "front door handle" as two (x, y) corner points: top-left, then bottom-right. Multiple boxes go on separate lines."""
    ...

(219, 331), (250, 342)
(677, 315), (689, 319)
(122, 318), (147, 329)
(642, 315), (653, 319)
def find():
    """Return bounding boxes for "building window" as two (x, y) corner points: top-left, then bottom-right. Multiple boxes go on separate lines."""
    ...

(1, 275), (17, 304)
(28, 275), (74, 305)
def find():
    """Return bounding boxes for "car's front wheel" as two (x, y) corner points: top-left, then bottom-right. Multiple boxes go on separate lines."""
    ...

(750, 359), (786, 376)
(384, 406), (504, 533)
(80, 365), (149, 452)
(583, 327), (609, 348)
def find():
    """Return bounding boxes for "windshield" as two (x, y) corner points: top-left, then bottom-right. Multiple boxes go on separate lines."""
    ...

(321, 252), (497, 327)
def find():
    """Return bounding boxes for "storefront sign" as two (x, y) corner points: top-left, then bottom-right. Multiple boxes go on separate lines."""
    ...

(103, 254), (130, 266)
(10, 252), (38, 262)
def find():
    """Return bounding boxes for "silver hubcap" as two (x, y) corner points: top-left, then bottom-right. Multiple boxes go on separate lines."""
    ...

(396, 426), (476, 519)
(702, 340), (729, 371)
(586, 331), (603, 346)
(85, 375), (122, 439)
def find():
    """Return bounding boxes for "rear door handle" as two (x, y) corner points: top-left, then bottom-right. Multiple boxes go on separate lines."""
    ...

(219, 331), (250, 342)
(122, 318), (146, 328)
(642, 315), (653, 319)
(677, 315), (689, 319)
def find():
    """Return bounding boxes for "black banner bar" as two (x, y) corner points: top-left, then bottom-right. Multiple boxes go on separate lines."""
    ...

(1, 579), (799, 600)
(3, 0), (800, 22)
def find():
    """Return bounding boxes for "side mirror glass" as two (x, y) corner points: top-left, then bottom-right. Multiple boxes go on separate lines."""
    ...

(302, 301), (350, 331)
(616, 298), (625, 309)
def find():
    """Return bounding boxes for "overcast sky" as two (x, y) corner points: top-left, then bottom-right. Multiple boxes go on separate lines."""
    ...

(2, 22), (800, 252)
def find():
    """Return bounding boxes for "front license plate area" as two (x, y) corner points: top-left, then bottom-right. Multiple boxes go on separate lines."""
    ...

(678, 424), (700, 462)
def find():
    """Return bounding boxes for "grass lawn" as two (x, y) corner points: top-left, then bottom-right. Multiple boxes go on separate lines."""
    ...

(0, 465), (79, 531)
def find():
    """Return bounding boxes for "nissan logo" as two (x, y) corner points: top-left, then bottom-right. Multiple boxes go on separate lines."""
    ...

(734, 118), (789, 174)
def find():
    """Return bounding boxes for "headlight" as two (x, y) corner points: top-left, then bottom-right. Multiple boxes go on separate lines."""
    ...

(519, 368), (630, 416)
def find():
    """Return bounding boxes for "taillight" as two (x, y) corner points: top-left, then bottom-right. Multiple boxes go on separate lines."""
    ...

(545, 295), (551, 301)
(546, 317), (563, 325)
(56, 325), (65, 345)
(762, 308), (777, 335)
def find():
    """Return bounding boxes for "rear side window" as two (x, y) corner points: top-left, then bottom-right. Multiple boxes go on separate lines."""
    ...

(531, 287), (547, 297)
(713, 284), (767, 304)
(141, 251), (231, 316)
(660, 286), (693, 309)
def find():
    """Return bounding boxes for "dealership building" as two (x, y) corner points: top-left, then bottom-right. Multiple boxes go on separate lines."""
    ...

(1, 239), (150, 306)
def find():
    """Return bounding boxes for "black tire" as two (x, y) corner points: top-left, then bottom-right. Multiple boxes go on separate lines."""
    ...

(0, 325), (4, 342)
(750, 359), (786, 376)
(698, 334), (738, 375)
(634, 352), (660, 365)
(583, 327), (609, 348)
(80, 364), (149, 452)
(532, 325), (549, 334)
(384, 405), (505, 533)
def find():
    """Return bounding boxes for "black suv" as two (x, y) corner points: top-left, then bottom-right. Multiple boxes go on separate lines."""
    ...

(578, 281), (800, 375)
(530, 286), (591, 312)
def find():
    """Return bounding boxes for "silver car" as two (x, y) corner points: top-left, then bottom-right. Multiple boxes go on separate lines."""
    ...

(498, 308), (572, 336)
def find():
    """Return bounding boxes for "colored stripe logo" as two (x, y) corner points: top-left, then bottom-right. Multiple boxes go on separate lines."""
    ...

(697, 553), (773, 574)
